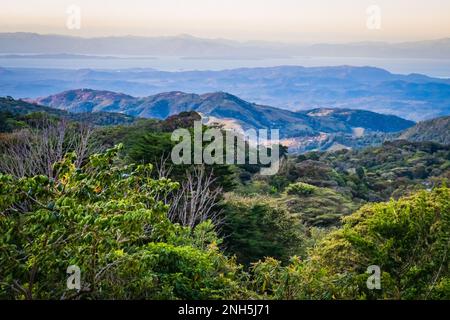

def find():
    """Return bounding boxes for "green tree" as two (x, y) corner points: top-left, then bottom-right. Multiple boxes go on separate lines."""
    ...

(222, 195), (306, 266)
(0, 145), (245, 299)
(250, 187), (450, 300)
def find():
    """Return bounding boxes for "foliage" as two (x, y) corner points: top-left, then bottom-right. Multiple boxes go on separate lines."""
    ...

(0, 96), (134, 131)
(282, 186), (359, 227)
(222, 195), (306, 266)
(228, 140), (450, 229)
(1, 144), (449, 300)
(0, 111), (26, 132)
(1, 99), (449, 300)
(400, 116), (450, 146)
(249, 187), (450, 299)
(0, 145), (245, 299)
(128, 132), (176, 165)
(125, 128), (219, 189)
(286, 141), (450, 200)
(236, 178), (358, 227)
(285, 182), (317, 196)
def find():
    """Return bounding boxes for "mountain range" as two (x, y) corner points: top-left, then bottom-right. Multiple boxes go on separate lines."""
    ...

(1, 33), (450, 59)
(25, 89), (416, 152)
(30, 89), (414, 134)
(5, 91), (450, 152)
(2, 65), (449, 121)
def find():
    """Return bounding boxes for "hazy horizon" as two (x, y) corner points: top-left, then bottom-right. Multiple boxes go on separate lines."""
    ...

(1, 31), (450, 45)
(1, 0), (450, 43)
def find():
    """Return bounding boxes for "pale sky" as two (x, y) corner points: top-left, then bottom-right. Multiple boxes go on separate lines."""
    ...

(1, 0), (449, 43)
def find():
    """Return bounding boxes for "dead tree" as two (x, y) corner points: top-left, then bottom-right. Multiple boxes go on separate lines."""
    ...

(154, 162), (224, 229)
(0, 118), (99, 178)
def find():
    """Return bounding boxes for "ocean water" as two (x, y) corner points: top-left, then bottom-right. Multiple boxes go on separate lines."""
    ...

(0, 56), (449, 78)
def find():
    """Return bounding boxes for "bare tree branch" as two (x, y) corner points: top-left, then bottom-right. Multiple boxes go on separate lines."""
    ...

(167, 165), (223, 228)
(0, 119), (100, 178)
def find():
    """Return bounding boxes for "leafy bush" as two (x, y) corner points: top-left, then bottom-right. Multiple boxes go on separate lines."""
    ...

(0, 145), (245, 299)
(222, 195), (306, 266)
(283, 186), (359, 227)
(282, 141), (450, 201)
(249, 186), (450, 300)
(285, 182), (317, 196)
(1, 142), (448, 300)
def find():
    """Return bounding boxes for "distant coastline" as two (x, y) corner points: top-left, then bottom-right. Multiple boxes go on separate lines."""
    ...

(0, 53), (158, 60)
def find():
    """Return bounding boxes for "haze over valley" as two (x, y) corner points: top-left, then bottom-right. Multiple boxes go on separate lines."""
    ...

(2, 64), (449, 122)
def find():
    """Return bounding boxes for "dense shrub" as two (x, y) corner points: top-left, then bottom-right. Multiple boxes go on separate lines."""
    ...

(285, 182), (317, 196)
(1, 143), (449, 300)
(222, 195), (306, 266)
(250, 187), (450, 299)
(0, 145), (245, 299)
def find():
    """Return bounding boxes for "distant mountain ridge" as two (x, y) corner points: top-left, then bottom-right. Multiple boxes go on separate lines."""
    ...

(2, 65), (449, 121)
(31, 89), (415, 141)
(1, 33), (450, 59)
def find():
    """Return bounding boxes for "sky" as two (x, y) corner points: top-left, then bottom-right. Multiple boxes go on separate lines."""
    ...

(1, 0), (449, 43)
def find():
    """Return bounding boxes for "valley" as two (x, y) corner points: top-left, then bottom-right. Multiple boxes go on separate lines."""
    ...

(1, 65), (450, 121)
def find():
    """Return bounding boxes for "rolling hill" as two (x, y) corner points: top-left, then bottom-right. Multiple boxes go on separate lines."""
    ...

(29, 89), (416, 152)
(0, 96), (135, 126)
(399, 116), (450, 145)
(31, 89), (415, 137)
(5, 92), (450, 153)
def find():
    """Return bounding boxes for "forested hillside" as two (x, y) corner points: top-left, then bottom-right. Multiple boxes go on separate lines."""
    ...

(0, 103), (449, 300)
(1, 145), (448, 299)
(32, 89), (414, 132)
(0, 96), (135, 131)
(400, 116), (450, 145)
